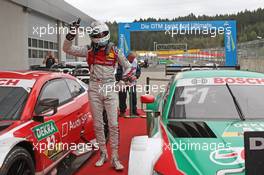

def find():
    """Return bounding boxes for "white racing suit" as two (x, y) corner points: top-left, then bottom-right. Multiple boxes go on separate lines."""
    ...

(63, 39), (131, 159)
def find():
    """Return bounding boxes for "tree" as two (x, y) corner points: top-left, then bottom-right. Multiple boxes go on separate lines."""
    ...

(107, 8), (264, 50)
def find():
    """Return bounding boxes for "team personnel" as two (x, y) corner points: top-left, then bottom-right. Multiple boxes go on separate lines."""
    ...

(116, 52), (141, 117)
(43, 51), (58, 68)
(63, 21), (132, 171)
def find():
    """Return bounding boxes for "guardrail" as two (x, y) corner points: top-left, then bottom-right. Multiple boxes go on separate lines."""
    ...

(165, 64), (240, 75)
(30, 65), (90, 84)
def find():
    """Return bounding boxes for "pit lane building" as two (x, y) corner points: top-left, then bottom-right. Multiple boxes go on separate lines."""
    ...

(0, 0), (94, 70)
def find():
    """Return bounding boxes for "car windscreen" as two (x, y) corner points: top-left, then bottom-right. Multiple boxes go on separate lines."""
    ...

(169, 85), (264, 120)
(0, 87), (28, 120)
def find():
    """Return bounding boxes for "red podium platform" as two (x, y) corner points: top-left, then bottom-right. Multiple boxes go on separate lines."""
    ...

(75, 113), (147, 175)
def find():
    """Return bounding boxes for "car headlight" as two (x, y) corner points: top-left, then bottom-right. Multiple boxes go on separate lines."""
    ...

(153, 170), (162, 175)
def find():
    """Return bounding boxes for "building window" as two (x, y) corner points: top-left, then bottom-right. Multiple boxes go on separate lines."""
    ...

(28, 38), (31, 47)
(32, 39), (38, 48)
(28, 49), (32, 58)
(44, 41), (49, 49)
(28, 38), (58, 59)
(32, 49), (38, 58)
(49, 42), (54, 50)
(39, 50), (44, 58)
(54, 43), (58, 50)
(38, 40), (44, 48)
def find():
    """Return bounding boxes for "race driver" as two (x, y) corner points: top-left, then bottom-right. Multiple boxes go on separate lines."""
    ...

(63, 20), (132, 171)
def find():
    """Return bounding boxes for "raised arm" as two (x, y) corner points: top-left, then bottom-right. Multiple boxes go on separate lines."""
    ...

(63, 18), (89, 58)
(63, 39), (89, 58)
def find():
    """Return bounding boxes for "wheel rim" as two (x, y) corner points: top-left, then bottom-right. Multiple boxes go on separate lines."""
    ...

(7, 158), (32, 175)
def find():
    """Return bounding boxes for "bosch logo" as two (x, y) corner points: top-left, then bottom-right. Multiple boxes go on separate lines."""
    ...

(210, 147), (245, 166)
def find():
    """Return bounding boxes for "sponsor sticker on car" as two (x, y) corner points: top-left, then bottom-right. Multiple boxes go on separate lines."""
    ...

(177, 77), (264, 87)
(222, 132), (243, 137)
(32, 120), (59, 141)
(244, 131), (264, 174)
(0, 78), (36, 91)
(210, 147), (245, 166)
(222, 122), (264, 137)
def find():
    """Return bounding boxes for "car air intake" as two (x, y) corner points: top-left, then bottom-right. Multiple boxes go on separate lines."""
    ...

(167, 121), (216, 138)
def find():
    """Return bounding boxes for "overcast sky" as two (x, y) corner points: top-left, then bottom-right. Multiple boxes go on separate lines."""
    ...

(65, 0), (264, 22)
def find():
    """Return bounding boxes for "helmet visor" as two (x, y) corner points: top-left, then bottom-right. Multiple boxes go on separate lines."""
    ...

(90, 31), (109, 39)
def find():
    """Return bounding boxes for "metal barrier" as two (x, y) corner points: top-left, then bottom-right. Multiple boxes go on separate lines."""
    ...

(165, 64), (240, 75)
(30, 65), (90, 84)
(238, 39), (264, 72)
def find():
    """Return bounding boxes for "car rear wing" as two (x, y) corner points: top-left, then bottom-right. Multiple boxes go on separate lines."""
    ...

(165, 64), (240, 75)
(30, 65), (90, 84)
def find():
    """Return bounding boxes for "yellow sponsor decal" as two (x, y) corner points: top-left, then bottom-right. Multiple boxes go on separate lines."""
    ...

(222, 132), (243, 137)
(43, 142), (63, 158)
(108, 52), (115, 59)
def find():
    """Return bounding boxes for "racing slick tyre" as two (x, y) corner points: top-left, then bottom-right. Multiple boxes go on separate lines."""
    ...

(0, 146), (35, 175)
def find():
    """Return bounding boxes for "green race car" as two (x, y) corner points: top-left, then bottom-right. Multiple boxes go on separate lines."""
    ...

(128, 66), (264, 175)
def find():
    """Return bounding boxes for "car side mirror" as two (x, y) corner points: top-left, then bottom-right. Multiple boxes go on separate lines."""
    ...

(141, 95), (155, 104)
(34, 98), (59, 122)
(141, 94), (155, 111)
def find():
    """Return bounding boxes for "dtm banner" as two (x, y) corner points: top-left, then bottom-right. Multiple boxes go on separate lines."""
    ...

(244, 131), (264, 175)
(118, 20), (237, 66)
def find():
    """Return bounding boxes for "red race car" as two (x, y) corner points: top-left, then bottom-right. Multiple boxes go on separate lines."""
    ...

(0, 71), (100, 175)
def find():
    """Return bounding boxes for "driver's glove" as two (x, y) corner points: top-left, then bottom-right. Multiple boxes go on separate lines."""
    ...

(66, 20), (80, 41)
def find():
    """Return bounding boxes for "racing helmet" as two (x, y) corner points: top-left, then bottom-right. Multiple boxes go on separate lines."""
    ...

(90, 21), (110, 47)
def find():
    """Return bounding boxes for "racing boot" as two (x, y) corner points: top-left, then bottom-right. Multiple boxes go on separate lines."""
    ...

(111, 150), (124, 171)
(95, 151), (108, 167)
